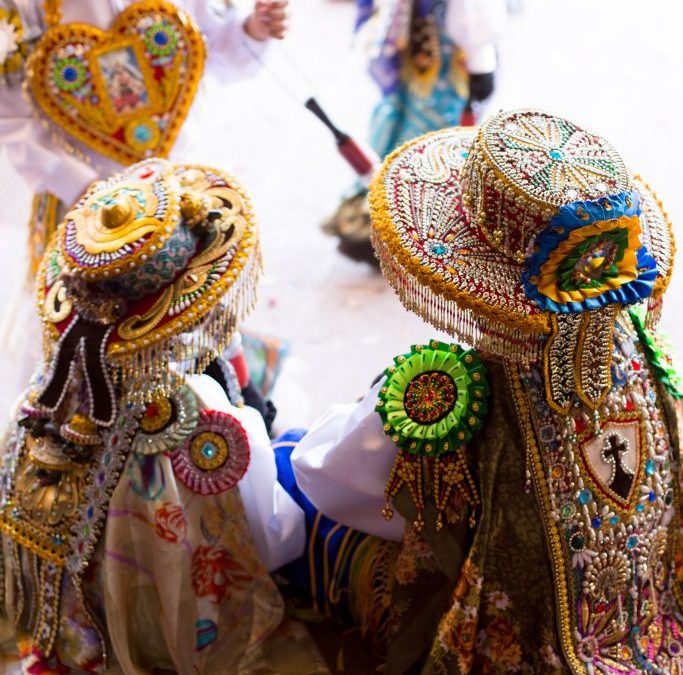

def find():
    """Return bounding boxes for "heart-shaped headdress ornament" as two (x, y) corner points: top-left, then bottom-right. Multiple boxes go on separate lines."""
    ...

(26, 0), (205, 164)
(32, 158), (261, 428)
(369, 109), (674, 411)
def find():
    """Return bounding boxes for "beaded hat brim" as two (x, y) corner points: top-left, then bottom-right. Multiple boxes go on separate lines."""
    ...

(369, 126), (674, 365)
(37, 159), (261, 409)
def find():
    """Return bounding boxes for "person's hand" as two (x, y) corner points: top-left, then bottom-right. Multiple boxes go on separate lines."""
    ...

(468, 72), (495, 102)
(244, 0), (289, 42)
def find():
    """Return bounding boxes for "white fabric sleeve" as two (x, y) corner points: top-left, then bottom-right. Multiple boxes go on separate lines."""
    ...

(291, 380), (406, 541)
(445, 0), (506, 74)
(186, 374), (306, 571)
(180, 0), (268, 74)
(0, 92), (98, 204)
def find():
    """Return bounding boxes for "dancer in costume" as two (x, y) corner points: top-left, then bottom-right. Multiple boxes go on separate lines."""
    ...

(323, 0), (505, 263)
(283, 109), (683, 673)
(0, 0), (288, 420)
(0, 158), (330, 673)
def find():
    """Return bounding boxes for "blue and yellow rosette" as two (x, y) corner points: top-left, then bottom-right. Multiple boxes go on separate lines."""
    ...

(522, 191), (658, 314)
(522, 191), (660, 412)
(377, 341), (489, 530)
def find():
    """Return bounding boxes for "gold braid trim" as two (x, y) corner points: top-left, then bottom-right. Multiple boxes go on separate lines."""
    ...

(42, 0), (62, 27)
(506, 363), (586, 674)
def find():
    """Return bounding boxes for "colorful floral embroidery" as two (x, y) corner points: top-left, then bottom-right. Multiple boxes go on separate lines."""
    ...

(154, 502), (187, 544)
(191, 545), (253, 604)
(393, 526), (439, 586)
(476, 616), (523, 672)
(513, 314), (683, 672)
(432, 557), (483, 673)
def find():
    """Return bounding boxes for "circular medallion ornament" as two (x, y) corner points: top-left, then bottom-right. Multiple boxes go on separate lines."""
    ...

(125, 118), (161, 154)
(144, 22), (178, 57)
(170, 409), (250, 495)
(523, 191), (658, 313)
(53, 56), (87, 91)
(139, 397), (174, 434)
(376, 341), (489, 455)
(189, 431), (228, 470)
(132, 384), (199, 455)
(404, 371), (456, 424)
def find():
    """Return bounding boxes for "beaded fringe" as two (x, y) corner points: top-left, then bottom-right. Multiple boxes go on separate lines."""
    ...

(374, 236), (545, 365)
(112, 242), (263, 405)
(646, 295), (663, 331)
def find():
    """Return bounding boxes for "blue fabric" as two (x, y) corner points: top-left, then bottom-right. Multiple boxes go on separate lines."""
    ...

(273, 430), (368, 621)
(522, 191), (659, 314)
(369, 79), (467, 158)
(356, 0), (467, 157)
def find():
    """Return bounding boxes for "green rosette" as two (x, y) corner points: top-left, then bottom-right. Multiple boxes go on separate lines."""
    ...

(629, 307), (683, 399)
(376, 340), (490, 455)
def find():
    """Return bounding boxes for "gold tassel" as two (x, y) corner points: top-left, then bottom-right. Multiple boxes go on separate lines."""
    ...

(383, 451), (425, 531)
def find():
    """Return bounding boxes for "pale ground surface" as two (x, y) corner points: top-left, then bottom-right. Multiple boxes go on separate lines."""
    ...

(0, 0), (682, 429)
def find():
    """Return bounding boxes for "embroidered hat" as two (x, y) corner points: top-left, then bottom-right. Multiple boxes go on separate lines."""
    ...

(369, 109), (674, 369)
(369, 109), (675, 412)
(35, 158), (261, 427)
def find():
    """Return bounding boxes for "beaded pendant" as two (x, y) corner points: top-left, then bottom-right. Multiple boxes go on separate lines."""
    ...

(377, 340), (489, 531)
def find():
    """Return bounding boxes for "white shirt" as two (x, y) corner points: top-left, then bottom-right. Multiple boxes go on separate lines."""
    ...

(291, 379), (407, 541)
(187, 373), (306, 571)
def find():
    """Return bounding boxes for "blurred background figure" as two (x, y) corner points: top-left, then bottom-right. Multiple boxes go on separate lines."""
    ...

(323, 0), (505, 264)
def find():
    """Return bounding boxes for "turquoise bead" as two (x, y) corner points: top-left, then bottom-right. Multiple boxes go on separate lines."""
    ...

(201, 443), (217, 459)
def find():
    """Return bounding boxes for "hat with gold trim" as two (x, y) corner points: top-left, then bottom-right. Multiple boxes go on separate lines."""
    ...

(369, 109), (675, 409)
(34, 158), (261, 428)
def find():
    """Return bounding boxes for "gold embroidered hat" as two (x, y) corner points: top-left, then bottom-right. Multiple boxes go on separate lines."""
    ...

(34, 158), (261, 427)
(369, 109), (674, 373)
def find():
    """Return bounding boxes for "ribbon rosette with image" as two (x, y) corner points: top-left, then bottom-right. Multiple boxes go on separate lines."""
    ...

(523, 191), (658, 314)
(377, 341), (489, 530)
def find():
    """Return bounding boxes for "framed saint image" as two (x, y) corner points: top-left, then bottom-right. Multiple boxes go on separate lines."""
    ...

(90, 38), (161, 125)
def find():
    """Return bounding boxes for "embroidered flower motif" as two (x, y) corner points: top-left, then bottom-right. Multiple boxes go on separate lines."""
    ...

(523, 192), (658, 313)
(540, 644), (563, 668)
(191, 545), (252, 603)
(476, 617), (523, 670)
(394, 526), (438, 585)
(154, 502), (187, 544)
(432, 557), (483, 672)
(487, 589), (510, 611)
(568, 531), (597, 569)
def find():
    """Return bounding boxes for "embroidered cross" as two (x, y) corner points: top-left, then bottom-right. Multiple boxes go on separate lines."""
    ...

(601, 434), (634, 500)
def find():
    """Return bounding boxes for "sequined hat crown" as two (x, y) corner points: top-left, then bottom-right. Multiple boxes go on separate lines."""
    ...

(369, 109), (674, 366)
(35, 158), (261, 427)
